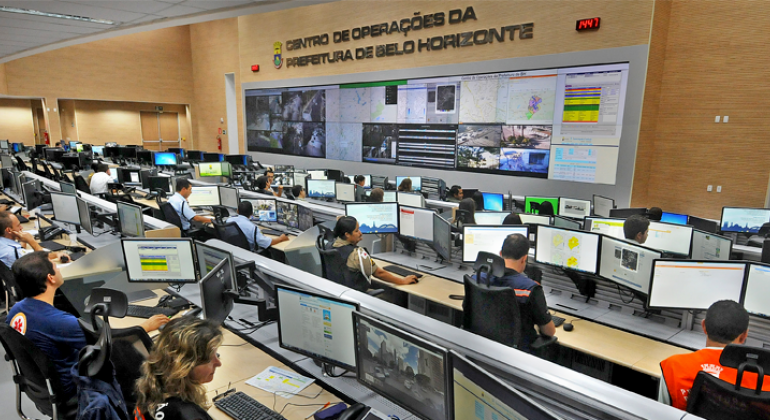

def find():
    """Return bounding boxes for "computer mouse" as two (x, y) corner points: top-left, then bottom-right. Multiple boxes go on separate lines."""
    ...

(562, 322), (574, 332)
(59, 254), (70, 263)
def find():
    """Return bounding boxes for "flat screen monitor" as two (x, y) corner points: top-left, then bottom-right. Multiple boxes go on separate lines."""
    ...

(535, 225), (600, 274)
(119, 147), (137, 159)
(432, 213), (452, 261)
(199, 258), (235, 326)
(167, 148), (184, 158)
(122, 238), (197, 283)
(194, 241), (236, 280)
(186, 150), (204, 161)
(690, 230), (733, 261)
(473, 212), (508, 226)
(450, 351), (560, 420)
(274, 164), (294, 172)
(524, 196), (559, 215)
(277, 286), (359, 371)
(224, 154), (249, 166)
(293, 172), (308, 187)
(462, 225), (529, 263)
(585, 216), (625, 239)
(50, 191), (80, 225)
(346, 174), (371, 188)
(307, 179), (336, 199)
(187, 186), (221, 208)
(743, 263), (770, 319)
(199, 162), (223, 177)
(298, 205), (314, 231)
(117, 168), (141, 185)
(103, 146), (120, 159)
(307, 170), (327, 180)
(277, 201), (299, 228)
(371, 175), (388, 188)
(77, 197), (93, 235)
(519, 213), (551, 226)
(0, 140), (8, 150)
(154, 152), (178, 166)
(661, 211), (689, 225)
(91, 145), (105, 156)
(720, 207), (770, 233)
(397, 191), (424, 208)
(381, 191), (397, 203)
(648, 260), (746, 311)
(325, 169), (344, 182)
(559, 197), (591, 219)
(609, 207), (647, 218)
(335, 183), (355, 202)
(203, 153), (224, 162)
(244, 198), (277, 222)
(688, 215), (719, 234)
(116, 201), (145, 237)
(399, 205), (435, 241)
(396, 176), (421, 191)
(645, 221), (693, 256)
(218, 186), (239, 209)
(1, 155), (15, 169)
(599, 236), (661, 295)
(481, 192), (504, 212)
(10, 143), (20, 153)
(60, 156), (83, 170)
(353, 312), (449, 420)
(148, 176), (171, 193)
(136, 150), (153, 165)
(552, 215), (581, 230)
(45, 147), (65, 161)
(22, 181), (42, 209)
(345, 203), (399, 234)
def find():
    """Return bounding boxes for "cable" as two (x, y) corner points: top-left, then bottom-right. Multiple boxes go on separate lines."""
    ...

(279, 403), (327, 415)
(616, 284), (635, 304)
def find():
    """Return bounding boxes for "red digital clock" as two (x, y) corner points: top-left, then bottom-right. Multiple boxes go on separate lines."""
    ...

(576, 17), (601, 31)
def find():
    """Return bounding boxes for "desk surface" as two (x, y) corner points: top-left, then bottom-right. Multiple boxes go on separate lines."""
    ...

(372, 258), (464, 311)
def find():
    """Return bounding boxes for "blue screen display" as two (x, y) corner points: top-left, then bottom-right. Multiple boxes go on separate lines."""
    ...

(91, 146), (104, 155)
(482, 192), (504, 212)
(154, 152), (178, 166)
(660, 212), (688, 225)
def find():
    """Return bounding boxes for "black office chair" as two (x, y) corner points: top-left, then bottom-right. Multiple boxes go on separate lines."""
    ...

(0, 323), (79, 420)
(159, 202), (204, 239)
(211, 205), (229, 224)
(213, 222), (252, 251)
(687, 344), (770, 419)
(74, 175), (91, 195)
(14, 156), (27, 172)
(41, 162), (55, 180)
(315, 233), (383, 296)
(0, 261), (21, 313)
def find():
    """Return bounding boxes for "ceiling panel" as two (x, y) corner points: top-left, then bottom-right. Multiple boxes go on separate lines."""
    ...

(65, 1), (176, 15)
(181, 1), (254, 11)
(0, 16), (105, 34)
(0, 1), (148, 22)
(149, 4), (210, 17)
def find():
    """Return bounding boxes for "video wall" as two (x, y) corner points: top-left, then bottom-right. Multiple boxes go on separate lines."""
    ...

(245, 63), (629, 185)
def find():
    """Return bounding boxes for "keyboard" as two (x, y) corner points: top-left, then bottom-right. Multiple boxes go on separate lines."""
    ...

(382, 265), (423, 278)
(261, 228), (284, 236)
(214, 391), (287, 420)
(551, 314), (566, 328)
(126, 305), (179, 319)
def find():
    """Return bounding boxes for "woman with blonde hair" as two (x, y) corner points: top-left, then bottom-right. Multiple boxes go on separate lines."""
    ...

(134, 317), (223, 420)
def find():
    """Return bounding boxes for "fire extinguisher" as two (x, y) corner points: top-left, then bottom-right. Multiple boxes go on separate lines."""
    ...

(44, 131), (50, 145)
(217, 136), (222, 150)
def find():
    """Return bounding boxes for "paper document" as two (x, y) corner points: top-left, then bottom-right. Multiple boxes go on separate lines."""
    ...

(246, 366), (314, 398)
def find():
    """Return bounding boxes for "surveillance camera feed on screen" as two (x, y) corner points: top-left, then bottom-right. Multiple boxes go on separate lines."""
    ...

(244, 63), (629, 185)
(346, 203), (398, 234)
(277, 202), (299, 228)
(244, 199), (277, 222)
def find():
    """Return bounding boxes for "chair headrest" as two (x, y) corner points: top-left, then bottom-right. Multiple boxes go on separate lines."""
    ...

(84, 288), (128, 318)
(720, 344), (770, 373)
(474, 252), (506, 278)
(78, 303), (112, 378)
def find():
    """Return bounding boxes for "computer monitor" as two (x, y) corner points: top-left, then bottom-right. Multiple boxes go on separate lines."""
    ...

(12, 143), (22, 153)
(133, 150), (151, 165)
(335, 183), (355, 202)
(661, 211), (689, 225)
(293, 172), (308, 187)
(60, 156), (83, 171)
(743, 263), (770, 319)
(59, 182), (77, 196)
(0, 140), (9, 151)
(473, 212), (508, 226)
(154, 152), (178, 166)
(121, 238), (197, 283)
(518, 213), (551, 226)
(552, 215), (581, 230)
(690, 230), (733, 261)
(450, 351), (560, 420)
(585, 216), (625, 239)
(103, 146), (121, 159)
(117, 201), (145, 237)
(218, 186), (239, 209)
(396, 176), (422, 191)
(524, 196), (559, 215)
(148, 176), (172, 194)
(68, 141), (79, 149)
(307, 170), (327, 180)
(1, 155), (14, 169)
(609, 207), (648, 218)
(194, 242), (237, 288)
(345, 203), (399, 234)
(481, 192), (504, 212)
(380, 191), (397, 203)
(274, 164), (294, 172)
(307, 179), (336, 199)
(398, 205), (435, 242)
(346, 174), (372, 188)
(91, 145), (105, 157)
(118, 147), (137, 160)
(224, 154), (249, 167)
(648, 260), (746, 310)
(186, 150), (204, 161)
(167, 148), (184, 158)
(298, 205), (314, 231)
(187, 186), (220, 207)
(535, 225), (600, 274)
(50, 191), (80, 225)
(244, 199), (277, 222)
(277, 285), (359, 371)
(397, 191), (425, 208)
(199, 258), (235, 326)
(117, 168), (141, 185)
(599, 236), (661, 295)
(76, 197), (93, 235)
(277, 201), (299, 228)
(203, 153), (224, 162)
(462, 225), (529, 263)
(688, 215), (719, 234)
(645, 221), (693, 256)
(720, 207), (770, 233)
(432, 213), (452, 261)
(559, 197), (591, 219)
(22, 181), (43, 210)
(198, 162), (223, 177)
(45, 147), (65, 161)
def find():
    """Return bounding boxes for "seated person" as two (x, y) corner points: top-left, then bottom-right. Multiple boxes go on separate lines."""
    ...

(397, 178), (412, 193)
(503, 213), (523, 225)
(265, 169), (283, 197)
(135, 317), (222, 420)
(168, 179), (214, 231)
(332, 216), (418, 287)
(89, 163), (112, 195)
(0, 210), (64, 268)
(451, 198), (477, 230)
(255, 175), (275, 196)
(291, 185), (306, 201)
(536, 201), (555, 216)
(368, 188), (384, 203)
(354, 175), (367, 202)
(659, 300), (770, 410)
(228, 202), (288, 251)
(473, 234), (555, 353)
(6, 252), (167, 402)
(447, 185), (463, 203)
(647, 206), (663, 221)
(624, 214), (649, 244)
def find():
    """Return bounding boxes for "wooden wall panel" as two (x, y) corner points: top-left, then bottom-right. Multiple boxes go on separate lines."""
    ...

(0, 63), (7, 95)
(73, 101), (191, 146)
(58, 99), (78, 142)
(190, 18), (241, 153)
(0, 98), (34, 143)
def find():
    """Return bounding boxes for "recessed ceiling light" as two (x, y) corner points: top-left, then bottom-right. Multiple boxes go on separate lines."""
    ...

(0, 5), (118, 25)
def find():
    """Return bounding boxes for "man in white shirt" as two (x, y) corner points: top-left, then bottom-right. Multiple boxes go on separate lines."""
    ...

(89, 163), (112, 195)
(167, 179), (213, 231)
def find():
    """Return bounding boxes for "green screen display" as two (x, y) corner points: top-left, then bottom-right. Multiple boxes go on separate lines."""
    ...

(525, 196), (559, 215)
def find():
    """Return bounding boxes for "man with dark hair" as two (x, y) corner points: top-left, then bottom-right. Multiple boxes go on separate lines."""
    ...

(659, 300), (770, 409)
(0, 211), (63, 268)
(624, 214), (650, 244)
(5, 252), (168, 401)
(265, 169), (283, 197)
(368, 188), (384, 203)
(473, 233), (555, 353)
(167, 178), (213, 231)
(228, 201), (287, 251)
(89, 162), (112, 195)
(255, 175), (274, 196)
(354, 175), (367, 202)
(647, 207), (663, 221)
(291, 185), (306, 200)
(447, 185), (463, 203)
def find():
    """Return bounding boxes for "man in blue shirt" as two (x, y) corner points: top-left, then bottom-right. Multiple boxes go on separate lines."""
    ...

(167, 179), (213, 231)
(229, 201), (288, 252)
(0, 210), (64, 269)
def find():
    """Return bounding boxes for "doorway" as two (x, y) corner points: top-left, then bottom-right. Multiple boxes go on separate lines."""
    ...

(140, 111), (179, 151)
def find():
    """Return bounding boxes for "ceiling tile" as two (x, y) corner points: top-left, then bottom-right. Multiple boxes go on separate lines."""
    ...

(0, 11), (115, 29)
(1, 1), (148, 22)
(0, 16), (104, 34)
(65, 1), (176, 15)
(150, 3), (209, 17)
(180, 1), (254, 11)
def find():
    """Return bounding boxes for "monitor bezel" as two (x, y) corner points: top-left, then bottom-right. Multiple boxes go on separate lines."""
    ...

(50, 191), (81, 225)
(344, 202), (399, 234)
(116, 201), (146, 238)
(534, 224), (601, 274)
(689, 229), (734, 261)
(719, 206), (770, 234)
(646, 220), (694, 257)
(121, 238), (198, 284)
(462, 224), (530, 264)
(647, 259), (748, 311)
(597, 234), (662, 296)
(397, 204), (436, 242)
(524, 196), (559, 215)
(558, 196), (592, 219)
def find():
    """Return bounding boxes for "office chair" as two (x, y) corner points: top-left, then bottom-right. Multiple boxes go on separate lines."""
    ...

(687, 344), (770, 419)
(211, 205), (229, 224)
(31, 158), (46, 177)
(0, 323), (79, 420)
(748, 223), (770, 248)
(315, 233), (384, 296)
(41, 162), (54, 180)
(74, 175), (91, 194)
(160, 202), (205, 239)
(0, 261), (21, 314)
(14, 156), (27, 173)
(213, 222), (251, 252)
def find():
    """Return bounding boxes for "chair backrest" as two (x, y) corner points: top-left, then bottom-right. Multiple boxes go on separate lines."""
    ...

(687, 370), (770, 419)
(15, 156), (27, 172)
(315, 233), (370, 292)
(160, 202), (183, 230)
(214, 222), (251, 251)
(462, 273), (522, 348)
(0, 261), (21, 311)
(74, 175), (91, 194)
(42, 162), (54, 179)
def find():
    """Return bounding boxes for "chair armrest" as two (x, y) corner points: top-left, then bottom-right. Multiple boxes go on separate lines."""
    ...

(531, 334), (558, 350)
(366, 289), (386, 297)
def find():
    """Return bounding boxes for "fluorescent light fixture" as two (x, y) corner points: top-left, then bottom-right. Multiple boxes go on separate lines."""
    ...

(0, 6), (118, 25)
